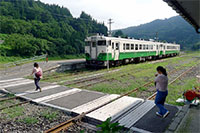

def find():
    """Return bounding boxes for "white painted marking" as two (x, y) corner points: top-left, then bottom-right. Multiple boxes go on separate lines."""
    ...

(72, 94), (119, 114)
(33, 88), (81, 103)
(119, 100), (155, 128)
(86, 96), (144, 122)
(0, 78), (24, 83)
(131, 127), (153, 133)
(16, 85), (60, 96)
(0, 79), (32, 86)
(0, 80), (33, 88)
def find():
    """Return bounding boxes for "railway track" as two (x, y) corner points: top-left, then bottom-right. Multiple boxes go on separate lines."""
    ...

(71, 59), (199, 90)
(44, 62), (199, 133)
(0, 100), (29, 111)
(0, 95), (30, 111)
(147, 63), (199, 100)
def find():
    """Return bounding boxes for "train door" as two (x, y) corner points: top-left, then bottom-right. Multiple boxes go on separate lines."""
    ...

(111, 42), (115, 59)
(160, 44), (163, 55)
(114, 42), (120, 60)
(156, 45), (159, 56)
(163, 45), (166, 55)
(91, 41), (97, 59)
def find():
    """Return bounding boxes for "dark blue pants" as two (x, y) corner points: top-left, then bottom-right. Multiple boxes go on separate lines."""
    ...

(155, 90), (168, 115)
(34, 78), (41, 90)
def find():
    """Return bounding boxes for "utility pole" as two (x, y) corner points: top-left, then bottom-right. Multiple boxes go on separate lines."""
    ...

(155, 32), (158, 41)
(108, 18), (114, 37)
(107, 19), (114, 70)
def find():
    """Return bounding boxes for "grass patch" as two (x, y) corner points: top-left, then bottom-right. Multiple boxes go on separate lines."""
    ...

(1, 106), (24, 119)
(166, 78), (200, 105)
(18, 117), (38, 124)
(41, 111), (58, 120)
(0, 56), (23, 64)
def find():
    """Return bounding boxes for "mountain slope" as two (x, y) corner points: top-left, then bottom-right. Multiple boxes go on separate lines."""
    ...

(0, 0), (108, 56)
(120, 16), (200, 49)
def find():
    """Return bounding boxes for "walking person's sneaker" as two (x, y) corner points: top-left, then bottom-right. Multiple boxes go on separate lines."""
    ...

(163, 111), (170, 118)
(156, 112), (163, 117)
(39, 88), (42, 92)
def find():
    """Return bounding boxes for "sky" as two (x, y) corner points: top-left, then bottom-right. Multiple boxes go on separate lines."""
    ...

(40, 0), (178, 30)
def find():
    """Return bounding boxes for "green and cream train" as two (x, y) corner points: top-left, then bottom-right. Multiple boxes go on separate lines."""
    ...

(85, 35), (180, 67)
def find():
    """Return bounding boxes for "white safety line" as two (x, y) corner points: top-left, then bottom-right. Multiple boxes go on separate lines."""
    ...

(16, 85), (61, 96)
(0, 80), (33, 88)
(33, 88), (81, 103)
(119, 100), (155, 128)
(131, 127), (153, 133)
(0, 79), (32, 86)
(0, 78), (24, 83)
(86, 96), (143, 121)
(72, 94), (119, 114)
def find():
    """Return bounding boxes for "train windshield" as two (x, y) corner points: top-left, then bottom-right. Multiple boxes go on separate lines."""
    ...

(97, 40), (106, 46)
(85, 41), (91, 46)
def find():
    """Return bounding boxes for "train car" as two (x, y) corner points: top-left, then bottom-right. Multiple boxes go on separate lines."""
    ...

(85, 34), (180, 67)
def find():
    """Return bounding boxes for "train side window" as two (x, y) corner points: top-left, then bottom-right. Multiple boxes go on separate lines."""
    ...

(146, 45), (148, 50)
(139, 44), (142, 50)
(123, 43), (125, 50)
(135, 44), (138, 50)
(148, 45), (151, 50)
(131, 44), (134, 50)
(156, 45), (158, 50)
(92, 42), (96, 47)
(151, 45), (153, 50)
(112, 42), (114, 49)
(143, 45), (145, 50)
(108, 40), (111, 46)
(116, 43), (119, 50)
(126, 44), (130, 50)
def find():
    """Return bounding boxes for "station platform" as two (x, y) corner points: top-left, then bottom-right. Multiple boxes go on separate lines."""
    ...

(0, 78), (181, 132)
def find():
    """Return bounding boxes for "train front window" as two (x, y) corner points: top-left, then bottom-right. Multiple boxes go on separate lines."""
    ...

(92, 42), (96, 47)
(86, 42), (91, 46)
(98, 40), (106, 46)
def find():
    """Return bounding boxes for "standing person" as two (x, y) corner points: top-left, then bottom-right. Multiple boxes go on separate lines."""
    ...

(154, 66), (169, 118)
(31, 63), (42, 92)
(45, 53), (48, 63)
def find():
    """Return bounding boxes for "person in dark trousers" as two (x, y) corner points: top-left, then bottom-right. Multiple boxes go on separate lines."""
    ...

(31, 63), (42, 92)
(154, 66), (169, 118)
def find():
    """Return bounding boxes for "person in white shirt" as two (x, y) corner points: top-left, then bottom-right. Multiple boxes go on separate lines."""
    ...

(31, 63), (42, 92)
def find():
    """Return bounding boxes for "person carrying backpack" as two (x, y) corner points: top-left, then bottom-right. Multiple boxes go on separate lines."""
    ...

(31, 62), (43, 92)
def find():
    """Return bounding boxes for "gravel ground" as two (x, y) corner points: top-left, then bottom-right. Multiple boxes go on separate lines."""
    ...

(0, 100), (96, 133)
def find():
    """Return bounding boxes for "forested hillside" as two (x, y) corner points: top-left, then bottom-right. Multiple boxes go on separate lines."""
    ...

(0, 0), (108, 57)
(119, 16), (200, 50)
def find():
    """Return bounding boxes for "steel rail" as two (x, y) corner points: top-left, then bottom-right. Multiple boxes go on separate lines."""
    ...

(0, 96), (17, 102)
(0, 101), (29, 111)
